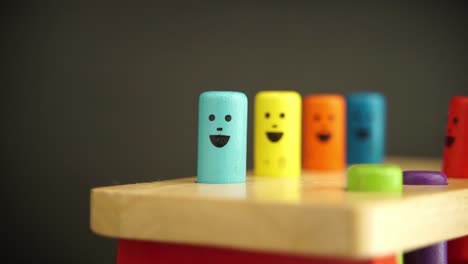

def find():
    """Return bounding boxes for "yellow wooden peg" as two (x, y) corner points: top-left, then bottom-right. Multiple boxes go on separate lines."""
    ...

(254, 91), (302, 177)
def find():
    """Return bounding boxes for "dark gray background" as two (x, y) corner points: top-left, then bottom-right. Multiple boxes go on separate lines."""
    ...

(3, 1), (467, 263)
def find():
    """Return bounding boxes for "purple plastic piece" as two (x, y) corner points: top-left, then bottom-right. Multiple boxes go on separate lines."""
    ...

(404, 242), (447, 264)
(403, 170), (447, 185)
(403, 171), (447, 264)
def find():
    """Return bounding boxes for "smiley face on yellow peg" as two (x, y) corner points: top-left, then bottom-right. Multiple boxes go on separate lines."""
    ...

(254, 91), (302, 177)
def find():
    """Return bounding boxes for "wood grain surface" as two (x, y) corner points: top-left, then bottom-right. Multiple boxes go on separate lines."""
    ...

(90, 157), (468, 258)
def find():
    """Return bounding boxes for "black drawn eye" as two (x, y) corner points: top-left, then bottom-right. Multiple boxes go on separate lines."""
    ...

(209, 114), (215, 121)
(225, 115), (232, 122)
(314, 114), (320, 121)
(265, 112), (270, 118)
(280, 113), (285, 118)
(453, 117), (458, 124)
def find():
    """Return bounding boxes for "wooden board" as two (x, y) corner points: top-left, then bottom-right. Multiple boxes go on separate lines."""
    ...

(90, 157), (468, 259)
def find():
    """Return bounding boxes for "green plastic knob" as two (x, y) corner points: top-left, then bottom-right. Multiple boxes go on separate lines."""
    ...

(347, 164), (403, 193)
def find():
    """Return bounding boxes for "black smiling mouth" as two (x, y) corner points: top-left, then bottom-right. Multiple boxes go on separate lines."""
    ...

(355, 128), (369, 140)
(210, 135), (230, 148)
(445, 136), (455, 147)
(266, 132), (283, 142)
(317, 133), (331, 142)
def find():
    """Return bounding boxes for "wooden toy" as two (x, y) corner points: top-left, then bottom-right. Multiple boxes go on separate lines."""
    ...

(346, 93), (386, 165)
(116, 239), (398, 264)
(197, 91), (248, 183)
(347, 164), (403, 263)
(402, 170), (447, 264)
(254, 91), (302, 177)
(404, 243), (447, 264)
(303, 94), (346, 171)
(403, 171), (447, 185)
(251, 177), (301, 202)
(443, 96), (468, 179)
(347, 164), (402, 193)
(442, 96), (468, 263)
(90, 157), (468, 264)
(448, 237), (468, 263)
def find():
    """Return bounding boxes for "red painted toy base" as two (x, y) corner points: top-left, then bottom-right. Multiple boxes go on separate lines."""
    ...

(117, 239), (397, 264)
(448, 236), (468, 263)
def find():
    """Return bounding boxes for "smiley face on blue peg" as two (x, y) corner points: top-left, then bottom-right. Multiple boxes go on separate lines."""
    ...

(346, 92), (386, 165)
(197, 91), (248, 184)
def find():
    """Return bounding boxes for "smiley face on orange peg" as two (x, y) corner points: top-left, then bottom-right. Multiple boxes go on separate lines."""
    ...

(443, 96), (468, 179)
(303, 94), (346, 171)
